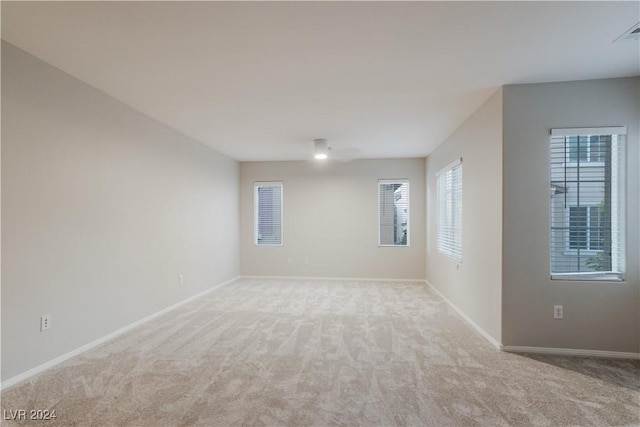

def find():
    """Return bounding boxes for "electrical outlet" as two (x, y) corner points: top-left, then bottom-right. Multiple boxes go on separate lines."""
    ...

(304, 257), (310, 265)
(179, 274), (184, 285)
(40, 315), (51, 331)
(287, 257), (293, 264)
(554, 305), (563, 319)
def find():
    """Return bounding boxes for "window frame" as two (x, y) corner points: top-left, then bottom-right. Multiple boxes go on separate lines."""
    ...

(254, 181), (283, 246)
(549, 127), (626, 282)
(436, 158), (463, 262)
(378, 179), (410, 247)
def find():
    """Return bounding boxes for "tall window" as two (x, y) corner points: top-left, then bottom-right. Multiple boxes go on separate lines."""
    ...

(254, 182), (283, 245)
(550, 127), (625, 280)
(379, 180), (409, 246)
(436, 159), (463, 261)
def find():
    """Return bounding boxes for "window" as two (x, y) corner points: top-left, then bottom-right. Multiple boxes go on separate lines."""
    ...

(378, 180), (409, 246)
(436, 159), (462, 261)
(550, 127), (625, 280)
(254, 182), (283, 245)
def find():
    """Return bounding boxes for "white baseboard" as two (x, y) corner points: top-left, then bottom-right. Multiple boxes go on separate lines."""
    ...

(425, 280), (502, 350)
(239, 275), (426, 283)
(501, 345), (640, 360)
(1, 276), (239, 391)
(423, 282), (640, 359)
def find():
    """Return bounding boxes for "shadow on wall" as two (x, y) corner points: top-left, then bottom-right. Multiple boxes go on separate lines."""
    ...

(515, 354), (640, 393)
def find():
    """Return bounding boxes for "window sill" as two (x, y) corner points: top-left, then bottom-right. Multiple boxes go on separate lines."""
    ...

(551, 273), (624, 282)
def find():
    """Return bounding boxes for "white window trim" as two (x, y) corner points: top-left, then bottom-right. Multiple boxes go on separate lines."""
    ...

(550, 272), (624, 282)
(254, 181), (283, 246)
(378, 179), (410, 247)
(550, 126), (626, 137)
(549, 127), (626, 282)
(436, 158), (463, 262)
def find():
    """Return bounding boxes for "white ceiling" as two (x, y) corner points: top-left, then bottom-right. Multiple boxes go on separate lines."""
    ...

(2, 1), (639, 161)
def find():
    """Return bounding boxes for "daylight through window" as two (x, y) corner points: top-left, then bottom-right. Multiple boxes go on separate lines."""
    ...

(436, 159), (462, 261)
(255, 182), (283, 245)
(378, 180), (410, 246)
(550, 127), (625, 280)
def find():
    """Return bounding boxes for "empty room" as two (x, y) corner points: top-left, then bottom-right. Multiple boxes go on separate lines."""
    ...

(1, 1), (639, 426)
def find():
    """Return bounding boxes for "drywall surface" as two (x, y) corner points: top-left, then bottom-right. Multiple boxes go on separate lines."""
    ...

(1, 42), (240, 380)
(240, 159), (425, 279)
(425, 89), (503, 344)
(502, 78), (639, 352)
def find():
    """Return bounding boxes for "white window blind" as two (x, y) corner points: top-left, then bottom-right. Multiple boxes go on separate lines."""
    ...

(436, 159), (462, 261)
(254, 182), (283, 245)
(550, 127), (626, 280)
(378, 180), (409, 246)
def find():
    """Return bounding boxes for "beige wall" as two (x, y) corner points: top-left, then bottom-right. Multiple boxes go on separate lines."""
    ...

(425, 89), (503, 344)
(240, 159), (425, 279)
(502, 77), (639, 352)
(1, 42), (240, 381)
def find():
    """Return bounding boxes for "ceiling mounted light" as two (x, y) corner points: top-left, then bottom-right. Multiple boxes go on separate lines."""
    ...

(614, 21), (640, 42)
(314, 138), (329, 160)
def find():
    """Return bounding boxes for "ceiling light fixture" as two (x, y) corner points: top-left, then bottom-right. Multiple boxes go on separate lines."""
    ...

(314, 139), (329, 160)
(614, 21), (640, 42)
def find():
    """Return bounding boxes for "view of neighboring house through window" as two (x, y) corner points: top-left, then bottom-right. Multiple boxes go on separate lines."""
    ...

(379, 180), (409, 246)
(568, 206), (605, 251)
(254, 182), (283, 245)
(550, 127), (626, 280)
(567, 135), (607, 163)
(436, 159), (463, 261)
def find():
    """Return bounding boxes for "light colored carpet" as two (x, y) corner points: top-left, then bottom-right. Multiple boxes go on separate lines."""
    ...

(1, 278), (639, 426)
